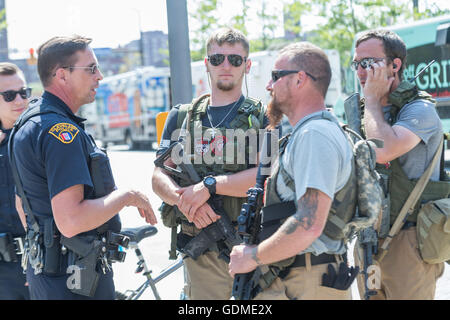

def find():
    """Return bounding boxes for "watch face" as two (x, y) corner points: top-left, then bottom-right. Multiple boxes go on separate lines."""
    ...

(205, 177), (215, 186)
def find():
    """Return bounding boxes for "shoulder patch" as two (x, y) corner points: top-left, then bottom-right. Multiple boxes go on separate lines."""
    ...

(48, 123), (80, 144)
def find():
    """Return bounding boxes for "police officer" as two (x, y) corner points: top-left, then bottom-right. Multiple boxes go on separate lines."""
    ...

(352, 29), (445, 299)
(152, 27), (267, 299)
(0, 63), (30, 300)
(9, 35), (157, 300)
(229, 42), (357, 300)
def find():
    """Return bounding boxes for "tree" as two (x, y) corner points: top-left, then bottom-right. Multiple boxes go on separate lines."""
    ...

(188, 0), (220, 61)
(0, 9), (5, 31)
(255, 0), (279, 51)
(283, 0), (312, 40)
(230, 0), (251, 35)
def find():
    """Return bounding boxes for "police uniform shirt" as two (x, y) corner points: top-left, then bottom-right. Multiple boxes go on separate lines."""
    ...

(12, 91), (120, 232)
(0, 128), (25, 237)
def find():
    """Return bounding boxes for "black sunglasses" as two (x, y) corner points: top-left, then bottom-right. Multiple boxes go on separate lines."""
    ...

(350, 57), (385, 71)
(0, 87), (32, 102)
(207, 54), (246, 67)
(271, 70), (317, 83)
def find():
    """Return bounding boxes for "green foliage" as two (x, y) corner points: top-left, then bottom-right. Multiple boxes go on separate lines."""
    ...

(256, 0), (279, 50)
(188, 0), (219, 61)
(230, 0), (250, 35)
(0, 9), (6, 31)
(283, 1), (312, 38)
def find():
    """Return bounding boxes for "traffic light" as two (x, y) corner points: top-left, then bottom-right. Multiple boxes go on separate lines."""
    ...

(27, 48), (37, 65)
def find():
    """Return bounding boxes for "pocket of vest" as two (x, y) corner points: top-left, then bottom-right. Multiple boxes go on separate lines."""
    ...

(43, 218), (62, 274)
(159, 202), (179, 228)
(417, 198), (450, 264)
(89, 151), (116, 198)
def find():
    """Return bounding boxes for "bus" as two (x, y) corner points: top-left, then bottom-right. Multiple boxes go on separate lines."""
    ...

(341, 15), (450, 132)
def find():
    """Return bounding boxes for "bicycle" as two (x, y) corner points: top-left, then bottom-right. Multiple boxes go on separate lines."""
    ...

(114, 225), (184, 300)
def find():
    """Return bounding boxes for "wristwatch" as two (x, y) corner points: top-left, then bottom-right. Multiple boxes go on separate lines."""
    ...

(203, 175), (216, 195)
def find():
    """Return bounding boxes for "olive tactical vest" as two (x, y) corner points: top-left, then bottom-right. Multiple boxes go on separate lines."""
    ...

(261, 112), (358, 243)
(159, 94), (266, 258)
(363, 83), (450, 226)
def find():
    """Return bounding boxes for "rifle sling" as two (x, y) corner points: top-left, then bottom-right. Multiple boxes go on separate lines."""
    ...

(377, 136), (444, 262)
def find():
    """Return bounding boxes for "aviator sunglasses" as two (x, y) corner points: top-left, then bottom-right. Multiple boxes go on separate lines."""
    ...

(271, 70), (317, 83)
(207, 54), (246, 67)
(350, 57), (385, 71)
(0, 87), (32, 102)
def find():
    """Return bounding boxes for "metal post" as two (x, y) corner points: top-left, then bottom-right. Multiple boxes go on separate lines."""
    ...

(166, 0), (193, 105)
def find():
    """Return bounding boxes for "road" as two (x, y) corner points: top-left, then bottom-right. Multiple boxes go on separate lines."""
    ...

(109, 146), (449, 300)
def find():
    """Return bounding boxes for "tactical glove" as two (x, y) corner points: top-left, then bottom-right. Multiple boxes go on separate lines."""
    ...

(322, 262), (359, 290)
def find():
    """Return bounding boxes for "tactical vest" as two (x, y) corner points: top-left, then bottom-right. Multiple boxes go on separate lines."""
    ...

(159, 94), (265, 258)
(260, 112), (358, 246)
(362, 82), (450, 226)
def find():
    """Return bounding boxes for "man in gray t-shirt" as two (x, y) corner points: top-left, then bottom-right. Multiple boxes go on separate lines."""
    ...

(277, 113), (352, 256)
(229, 42), (356, 300)
(352, 29), (444, 300)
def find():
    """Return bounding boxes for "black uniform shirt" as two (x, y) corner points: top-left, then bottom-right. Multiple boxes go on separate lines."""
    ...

(11, 91), (121, 232)
(0, 128), (25, 237)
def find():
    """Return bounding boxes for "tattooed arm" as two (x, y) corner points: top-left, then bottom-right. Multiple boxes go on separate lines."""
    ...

(228, 188), (332, 276)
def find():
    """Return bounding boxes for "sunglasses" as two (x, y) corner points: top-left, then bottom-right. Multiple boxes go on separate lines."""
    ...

(62, 64), (100, 74)
(351, 58), (385, 71)
(207, 54), (246, 67)
(0, 87), (32, 102)
(271, 70), (317, 83)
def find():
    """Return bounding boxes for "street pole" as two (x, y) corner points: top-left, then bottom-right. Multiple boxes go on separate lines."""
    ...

(166, 0), (193, 105)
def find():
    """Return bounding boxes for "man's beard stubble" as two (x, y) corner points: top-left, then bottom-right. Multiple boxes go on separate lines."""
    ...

(217, 80), (234, 91)
(267, 96), (284, 129)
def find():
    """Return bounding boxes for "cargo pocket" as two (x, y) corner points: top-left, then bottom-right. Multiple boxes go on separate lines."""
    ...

(253, 278), (289, 300)
(315, 286), (352, 300)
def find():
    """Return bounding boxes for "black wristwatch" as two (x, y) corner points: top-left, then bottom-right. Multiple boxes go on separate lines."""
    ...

(203, 175), (216, 195)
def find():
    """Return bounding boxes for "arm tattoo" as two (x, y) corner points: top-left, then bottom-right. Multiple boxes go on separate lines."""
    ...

(280, 188), (319, 235)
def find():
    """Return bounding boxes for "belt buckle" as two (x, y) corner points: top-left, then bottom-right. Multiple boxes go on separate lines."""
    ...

(13, 237), (24, 256)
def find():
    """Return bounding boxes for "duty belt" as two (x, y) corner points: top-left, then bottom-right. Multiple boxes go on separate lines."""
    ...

(0, 233), (25, 263)
(290, 252), (347, 268)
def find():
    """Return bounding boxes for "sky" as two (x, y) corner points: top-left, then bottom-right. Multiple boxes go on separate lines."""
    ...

(5, 0), (284, 59)
(5, 0), (450, 59)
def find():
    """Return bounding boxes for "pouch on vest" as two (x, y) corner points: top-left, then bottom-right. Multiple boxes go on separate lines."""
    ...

(159, 202), (182, 228)
(417, 198), (450, 264)
(89, 151), (116, 198)
(43, 218), (62, 274)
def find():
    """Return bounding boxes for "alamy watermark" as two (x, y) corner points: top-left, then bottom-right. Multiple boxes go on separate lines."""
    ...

(167, 128), (279, 176)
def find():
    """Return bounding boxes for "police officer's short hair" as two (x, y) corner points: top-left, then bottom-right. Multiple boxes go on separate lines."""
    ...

(206, 27), (250, 56)
(356, 29), (407, 80)
(279, 42), (331, 98)
(0, 62), (24, 79)
(37, 35), (93, 87)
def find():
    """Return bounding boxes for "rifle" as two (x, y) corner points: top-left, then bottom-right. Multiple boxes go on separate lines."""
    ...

(344, 94), (379, 300)
(154, 140), (242, 262)
(232, 130), (274, 300)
